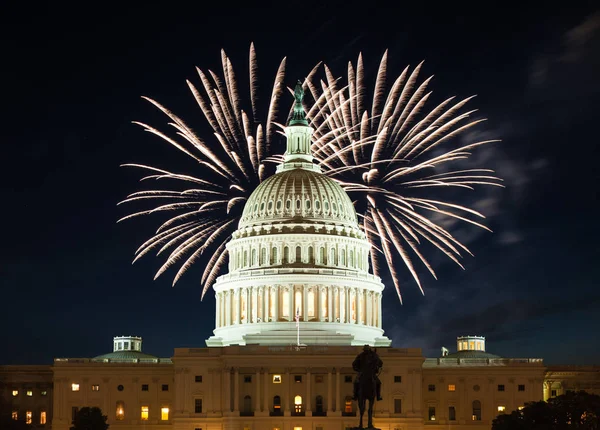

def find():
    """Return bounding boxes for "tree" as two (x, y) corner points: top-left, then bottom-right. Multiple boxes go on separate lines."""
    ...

(70, 407), (109, 430)
(492, 391), (600, 430)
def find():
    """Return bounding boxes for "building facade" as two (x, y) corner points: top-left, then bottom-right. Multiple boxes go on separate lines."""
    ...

(2, 83), (598, 430)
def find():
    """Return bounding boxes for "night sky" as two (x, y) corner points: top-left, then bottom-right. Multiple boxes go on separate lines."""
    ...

(2, 2), (599, 365)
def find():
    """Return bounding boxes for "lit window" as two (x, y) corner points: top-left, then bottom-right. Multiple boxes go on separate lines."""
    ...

(344, 396), (353, 413)
(294, 427), (303, 430)
(141, 406), (149, 421)
(26, 411), (32, 425)
(294, 395), (302, 413)
(428, 406), (436, 421)
(40, 411), (47, 424)
(12, 411), (17, 420)
(12, 390), (18, 397)
(41, 390), (47, 396)
(518, 406), (525, 411)
(498, 405), (506, 413)
(72, 383), (80, 391)
(116, 401), (125, 420)
(161, 407), (169, 421)
(26, 390), (33, 397)
(448, 384), (456, 392)
(273, 375), (281, 383)
(92, 385), (100, 391)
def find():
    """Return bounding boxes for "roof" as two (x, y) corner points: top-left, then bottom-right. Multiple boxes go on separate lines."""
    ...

(91, 350), (161, 363)
(445, 350), (500, 359)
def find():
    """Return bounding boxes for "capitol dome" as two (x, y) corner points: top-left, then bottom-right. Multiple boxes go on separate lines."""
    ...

(206, 82), (391, 348)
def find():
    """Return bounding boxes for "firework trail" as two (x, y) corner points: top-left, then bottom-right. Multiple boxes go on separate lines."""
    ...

(119, 46), (502, 302)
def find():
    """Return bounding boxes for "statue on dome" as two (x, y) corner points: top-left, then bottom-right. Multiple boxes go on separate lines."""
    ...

(352, 345), (383, 429)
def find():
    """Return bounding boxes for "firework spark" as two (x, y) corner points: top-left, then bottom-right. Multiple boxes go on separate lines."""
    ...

(119, 46), (502, 303)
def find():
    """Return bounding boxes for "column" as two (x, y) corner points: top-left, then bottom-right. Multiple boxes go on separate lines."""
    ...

(245, 288), (250, 323)
(333, 286), (339, 322)
(255, 369), (261, 413)
(224, 367), (231, 412)
(215, 293), (221, 328)
(306, 368), (312, 414)
(263, 287), (269, 322)
(235, 289), (241, 324)
(264, 371), (269, 412)
(335, 368), (341, 413)
(274, 285), (279, 321)
(317, 286), (323, 321)
(366, 292), (372, 326)
(234, 368), (239, 413)
(284, 368), (291, 415)
(303, 285), (308, 322)
(327, 369), (333, 413)
(378, 292), (383, 328)
(288, 286), (294, 322)
(327, 286), (333, 322)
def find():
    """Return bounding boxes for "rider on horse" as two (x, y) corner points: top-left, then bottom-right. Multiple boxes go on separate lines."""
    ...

(352, 345), (383, 401)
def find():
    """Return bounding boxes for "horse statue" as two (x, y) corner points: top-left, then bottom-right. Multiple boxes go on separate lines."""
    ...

(352, 345), (383, 430)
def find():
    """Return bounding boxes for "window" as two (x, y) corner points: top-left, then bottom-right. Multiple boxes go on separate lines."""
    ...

(72, 407), (79, 421)
(294, 428), (302, 430)
(26, 411), (32, 424)
(344, 375), (352, 383)
(551, 389), (557, 397)
(498, 384), (505, 392)
(195, 398), (203, 413)
(394, 399), (402, 414)
(428, 406), (436, 421)
(195, 375), (203, 383)
(394, 375), (402, 383)
(12, 411), (17, 420)
(162, 384), (169, 391)
(243, 395), (252, 414)
(518, 406), (525, 411)
(41, 390), (47, 396)
(518, 384), (525, 391)
(244, 375), (252, 383)
(273, 375), (282, 383)
(498, 405), (506, 413)
(315, 375), (323, 383)
(116, 402), (125, 420)
(273, 395), (281, 411)
(40, 411), (47, 425)
(161, 407), (169, 421)
(428, 384), (436, 392)
(92, 384), (100, 391)
(344, 396), (353, 413)
(448, 384), (456, 392)
(449, 406), (456, 421)
(117, 384), (124, 391)
(12, 390), (18, 397)
(141, 406), (149, 421)
(26, 390), (33, 397)
(294, 395), (303, 413)
(294, 375), (302, 383)
(472, 400), (481, 421)
(72, 383), (80, 391)
(315, 395), (324, 413)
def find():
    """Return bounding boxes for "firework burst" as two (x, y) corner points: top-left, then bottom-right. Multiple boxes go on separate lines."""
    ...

(119, 46), (503, 303)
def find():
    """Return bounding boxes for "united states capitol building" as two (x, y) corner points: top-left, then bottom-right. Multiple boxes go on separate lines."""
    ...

(2, 90), (598, 430)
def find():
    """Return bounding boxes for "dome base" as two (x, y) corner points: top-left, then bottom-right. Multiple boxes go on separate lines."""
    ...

(206, 322), (391, 347)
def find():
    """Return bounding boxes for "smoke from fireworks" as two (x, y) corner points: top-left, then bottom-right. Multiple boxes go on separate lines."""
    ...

(119, 45), (503, 302)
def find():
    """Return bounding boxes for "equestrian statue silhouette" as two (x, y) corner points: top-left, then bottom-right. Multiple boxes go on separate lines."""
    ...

(352, 345), (383, 429)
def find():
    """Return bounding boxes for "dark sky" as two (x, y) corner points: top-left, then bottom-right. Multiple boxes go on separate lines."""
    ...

(2, 2), (599, 365)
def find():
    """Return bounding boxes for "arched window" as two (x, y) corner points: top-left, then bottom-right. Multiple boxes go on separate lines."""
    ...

(116, 401), (125, 420)
(284, 247), (290, 264)
(268, 201), (273, 211)
(294, 395), (303, 413)
(320, 247), (326, 265)
(308, 246), (314, 264)
(340, 249), (346, 266)
(472, 400), (481, 421)
(273, 395), (281, 413)
(286, 199), (291, 210)
(331, 248), (337, 265)
(344, 396), (353, 413)
(243, 395), (252, 414)
(243, 250), (248, 267)
(316, 395), (324, 413)
(251, 249), (257, 266)
(272, 247), (278, 264)
(349, 250), (354, 267)
(296, 246), (302, 263)
(261, 248), (267, 265)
